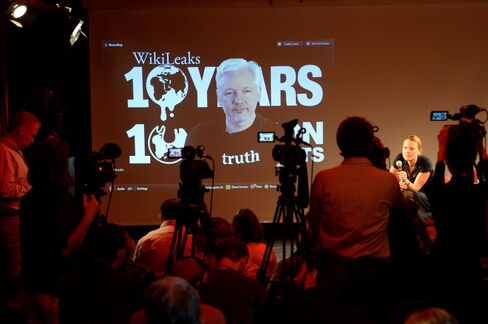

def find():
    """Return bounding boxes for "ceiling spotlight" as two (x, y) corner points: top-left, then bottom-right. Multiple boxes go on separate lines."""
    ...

(11, 4), (28, 19)
(9, 19), (23, 28)
(69, 19), (86, 46)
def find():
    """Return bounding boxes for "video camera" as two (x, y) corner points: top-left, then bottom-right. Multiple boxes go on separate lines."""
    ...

(171, 145), (214, 204)
(432, 104), (488, 181)
(81, 142), (121, 199)
(431, 104), (487, 145)
(258, 119), (309, 207)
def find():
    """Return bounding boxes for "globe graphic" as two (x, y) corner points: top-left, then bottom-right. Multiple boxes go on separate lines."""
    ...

(146, 64), (189, 121)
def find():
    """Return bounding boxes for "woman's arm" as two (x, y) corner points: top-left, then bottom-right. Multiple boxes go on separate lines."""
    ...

(404, 171), (430, 192)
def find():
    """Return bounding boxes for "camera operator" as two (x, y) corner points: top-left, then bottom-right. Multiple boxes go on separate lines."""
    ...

(19, 137), (99, 323)
(427, 123), (488, 323)
(307, 116), (409, 323)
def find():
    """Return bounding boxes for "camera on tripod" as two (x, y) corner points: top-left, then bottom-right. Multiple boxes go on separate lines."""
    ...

(80, 142), (121, 200)
(171, 145), (214, 205)
(432, 104), (488, 181)
(431, 104), (487, 146)
(259, 119), (309, 208)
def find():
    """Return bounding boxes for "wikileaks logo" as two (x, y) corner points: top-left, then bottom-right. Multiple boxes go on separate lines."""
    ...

(132, 51), (201, 65)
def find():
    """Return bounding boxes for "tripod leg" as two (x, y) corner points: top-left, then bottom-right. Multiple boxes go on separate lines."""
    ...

(259, 201), (283, 282)
(166, 223), (184, 274)
(293, 204), (310, 252)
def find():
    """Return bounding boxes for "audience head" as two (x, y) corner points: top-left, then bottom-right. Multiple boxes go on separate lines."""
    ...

(405, 307), (459, 324)
(143, 276), (200, 324)
(8, 111), (41, 149)
(209, 217), (234, 244)
(168, 257), (206, 289)
(92, 223), (128, 268)
(160, 198), (182, 222)
(336, 116), (375, 158)
(214, 237), (249, 272)
(232, 208), (264, 243)
(28, 137), (72, 188)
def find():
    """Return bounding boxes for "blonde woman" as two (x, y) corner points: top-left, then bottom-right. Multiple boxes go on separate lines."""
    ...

(390, 135), (434, 251)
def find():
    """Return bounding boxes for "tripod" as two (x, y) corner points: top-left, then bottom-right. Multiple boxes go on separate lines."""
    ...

(259, 178), (310, 283)
(165, 197), (213, 274)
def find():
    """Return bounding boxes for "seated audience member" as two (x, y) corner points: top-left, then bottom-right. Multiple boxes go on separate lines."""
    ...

(390, 135), (434, 251)
(168, 257), (226, 324)
(133, 198), (191, 277)
(200, 237), (267, 324)
(59, 223), (146, 324)
(232, 208), (277, 280)
(404, 307), (459, 324)
(206, 216), (234, 267)
(130, 258), (226, 324)
(140, 276), (201, 324)
(19, 137), (99, 323)
(428, 124), (488, 323)
(264, 249), (374, 324)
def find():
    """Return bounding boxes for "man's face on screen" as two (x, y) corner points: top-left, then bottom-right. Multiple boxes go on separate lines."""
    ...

(218, 68), (259, 128)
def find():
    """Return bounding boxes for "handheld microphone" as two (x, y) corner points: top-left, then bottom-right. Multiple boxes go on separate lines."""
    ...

(395, 160), (402, 171)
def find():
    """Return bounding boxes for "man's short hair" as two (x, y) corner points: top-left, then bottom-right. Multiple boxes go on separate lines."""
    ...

(214, 237), (248, 263)
(336, 116), (375, 158)
(160, 198), (182, 221)
(144, 276), (200, 324)
(9, 111), (41, 131)
(215, 58), (261, 94)
(93, 223), (127, 262)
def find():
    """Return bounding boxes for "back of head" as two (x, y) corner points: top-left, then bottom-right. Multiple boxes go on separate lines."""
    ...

(160, 198), (182, 221)
(210, 217), (234, 244)
(28, 137), (72, 188)
(405, 307), (459, 324)
(168, 257), (206, 288)
(214, 237), (248, 263)
(232, 208), (264, 243)
(446, 124), (478, 175)
(336, 116), (375, 158)
(144, 276), (200, 324)
(92, 223), (127, 262)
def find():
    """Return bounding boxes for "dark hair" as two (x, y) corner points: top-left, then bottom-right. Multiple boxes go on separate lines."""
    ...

(336, 116), (375, 158)
(92, 223), (127, 262)
(232, 208), (264, 243)
(447, 124), (478, 175)
(168, 257), (207, 288)
(160, 198), (182, 221)
(144, 276), (200, 324)
(28, 138), (72, 188)
(214, 237), (248, 262)
(209, 217), (234, 244)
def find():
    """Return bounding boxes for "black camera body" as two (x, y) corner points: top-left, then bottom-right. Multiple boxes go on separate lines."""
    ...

(80, 143), (121, 199)
(177, 145), (213, 204)
(270, 119), (309, 207)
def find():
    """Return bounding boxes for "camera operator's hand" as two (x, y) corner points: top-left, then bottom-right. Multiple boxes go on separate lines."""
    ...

(437, 125), (450, 162)
(61, 194), (100, 257)
(83, 193), (100, 222)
